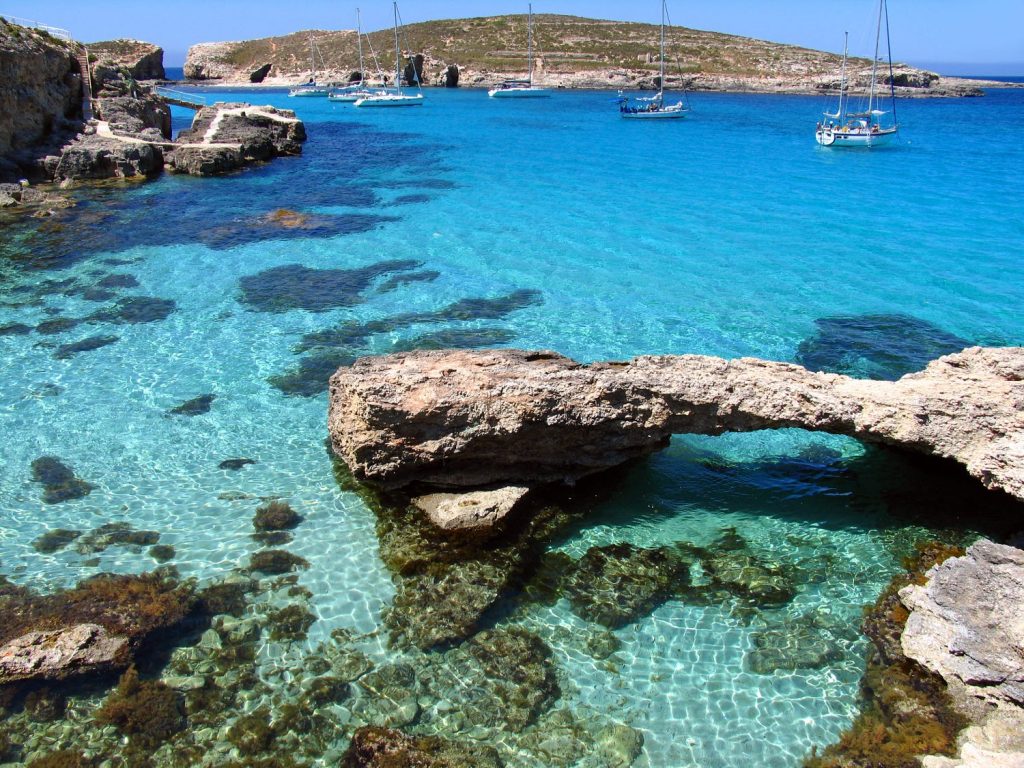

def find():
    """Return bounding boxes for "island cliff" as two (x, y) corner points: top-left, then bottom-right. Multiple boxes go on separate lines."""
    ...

(183, 14), (993, 96)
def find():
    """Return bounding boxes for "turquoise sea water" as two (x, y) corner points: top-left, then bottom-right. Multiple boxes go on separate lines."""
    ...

(2, 86), (1024, 766)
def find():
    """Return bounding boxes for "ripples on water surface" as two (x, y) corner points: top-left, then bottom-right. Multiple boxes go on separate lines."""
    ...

(1, 86), (1023, 766)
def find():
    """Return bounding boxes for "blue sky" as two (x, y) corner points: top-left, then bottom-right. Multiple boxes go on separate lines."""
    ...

(8, 1), (1024, 73)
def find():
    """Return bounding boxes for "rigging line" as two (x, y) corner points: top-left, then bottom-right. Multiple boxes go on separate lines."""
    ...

(395, 5), (422, 88)
(662, 3), (692, 107)
(883, 0), (899, 133)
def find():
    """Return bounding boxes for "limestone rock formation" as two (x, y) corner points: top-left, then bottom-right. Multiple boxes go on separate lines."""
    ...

(167, 103), (306, 176)
(328, 347), (1024, 504)
(0, 623), (128, 684)
(412, 485), (530, 534)
(901, 540), (1024, 710)
(87, 39), (165, 83)
(47, 134), (164, 181)
(0, 19), (83, 180)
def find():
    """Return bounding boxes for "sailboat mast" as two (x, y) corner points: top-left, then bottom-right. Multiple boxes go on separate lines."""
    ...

(659, 0), (666, 96)
(393, 1), (401, 94)
(356, 8), (365, 83)
(839, 32), (848, 122)
(528, 4), (534, 86)
(309, 32), (316, 82)
(869, 0), (883, 116)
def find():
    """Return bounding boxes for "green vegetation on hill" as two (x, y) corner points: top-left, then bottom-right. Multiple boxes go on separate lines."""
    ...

(190, 14), (870, 80)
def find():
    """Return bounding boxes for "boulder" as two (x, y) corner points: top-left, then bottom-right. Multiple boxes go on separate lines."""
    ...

(165, 144), (244, 176)
(47, 135), (163, 181)
(0, 623), (128, 684)
(900, 540), (1024, 709)
(412, 485), (529, 533)
(328, 347), (1024, 505)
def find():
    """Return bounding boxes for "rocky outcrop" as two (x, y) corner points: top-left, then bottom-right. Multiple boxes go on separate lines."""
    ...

(46, 134), (164, 182)
(328, 347), (1024, 505)
(87, 39), (165, 84)
(0, 19), (83, 180)
(901, 540), (1024, 711)
(166, 103), (305, 176)
(896, 541), (1024, 768)
(0, 623), (128, 684)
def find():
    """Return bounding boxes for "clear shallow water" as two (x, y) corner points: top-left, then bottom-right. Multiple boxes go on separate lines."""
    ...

(2, 86), (1024, 766)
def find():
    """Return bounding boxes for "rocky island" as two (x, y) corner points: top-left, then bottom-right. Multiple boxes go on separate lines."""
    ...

(184, 14), (998, 96)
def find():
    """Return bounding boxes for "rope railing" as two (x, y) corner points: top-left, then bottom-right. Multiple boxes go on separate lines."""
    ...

(0, 14), (72, 40)
(155, 87), (207, 107)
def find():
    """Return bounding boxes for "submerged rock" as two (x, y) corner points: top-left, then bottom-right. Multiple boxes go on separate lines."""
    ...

(253, 500), (303, 532)
(74, 522), (160, 554)
(219, 457), (256, 471)
(32, 528), (83, 554)
(561, 543), (691, 629)
(328, 347), (1024, 506)
(52, 334), (119, 359)
(342, 725), (503, 767)
(248, 549), (310, 575)
(747, 610), (855, 674)
(168, 393), (216, 416)
(30, 456), (95, 503)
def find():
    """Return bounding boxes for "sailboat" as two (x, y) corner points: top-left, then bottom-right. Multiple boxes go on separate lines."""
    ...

(815, 0), (898, 147)
(488, 5), (550, 98)
(617, 0), (688, 119)
(354, 2), (423, 107)
(289, 33), (330, 97)
(329, 9), (388, 102)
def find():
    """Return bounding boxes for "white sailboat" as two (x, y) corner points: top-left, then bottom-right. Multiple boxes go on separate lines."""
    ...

(329, 9), (388, 102)
(488, 5), (550, 98)
(289, 32), (330, 97)
(618, 0), (688, 119)
(354, 2), (423, 107)
(815, 0), (899, 147)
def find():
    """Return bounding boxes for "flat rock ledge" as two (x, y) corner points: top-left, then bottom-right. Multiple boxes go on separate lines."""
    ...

(328, 346), (1024, 507)
(0, 623), (129, 684)
(901, 540), (1024, 768)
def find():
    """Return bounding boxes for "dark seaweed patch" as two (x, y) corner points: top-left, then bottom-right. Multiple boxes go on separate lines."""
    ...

(374, 178), (457, 190)
(238, 260), (421, 313)
(32, 528), (83, 554)
(96, 274), (139, 289)
(392, 327), (517, 352)
(168, 393), (216, 417)
(53, 335), (119, 359)
(75, 522), (160, 554)
(268, 352), (359, 397)
(0, 323), (32, 336)
(88, 296), (175, 324)
(30, 456), (95, 504)
(389, 194), (431, 206)
(79, 288), (117, 302)
(795, 314), (970, 380)
(219, 458), (256, 471)
(295, 290), (542, 352)
(376, 270), (441, 293)
(35, 317), (81, 335)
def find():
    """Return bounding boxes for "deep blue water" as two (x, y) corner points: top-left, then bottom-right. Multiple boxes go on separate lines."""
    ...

(2, 86), (1023, 766)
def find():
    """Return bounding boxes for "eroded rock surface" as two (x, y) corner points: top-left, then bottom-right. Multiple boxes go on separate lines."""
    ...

(412, 485), (529, 534)
(901, 540), (1024, 709)
(0, 623), (128, 684)
(328, 347), (1024, 504)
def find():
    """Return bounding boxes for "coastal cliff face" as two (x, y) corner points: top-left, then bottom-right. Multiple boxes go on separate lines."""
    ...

(182, 14), (982, 96)
(0, 19), (82, 178)
(87, 39), (165, 82)
(328, 346), (1024, 504)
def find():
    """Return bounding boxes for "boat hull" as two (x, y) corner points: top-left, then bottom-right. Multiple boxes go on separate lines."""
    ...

(621, 107), (689, 120)
(289, 88), (329, 98)
(488, 87), (551, 98)
(354, 94), (424, 108)
(815, 128), (897, 147)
